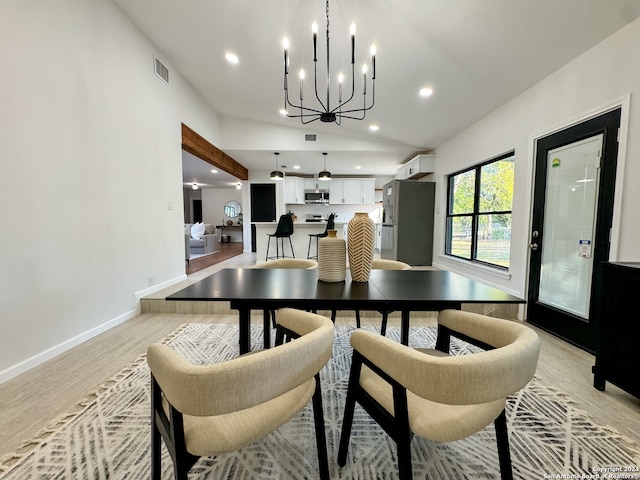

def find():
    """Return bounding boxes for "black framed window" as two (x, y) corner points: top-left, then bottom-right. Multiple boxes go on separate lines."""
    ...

(445, 151), (514, 269)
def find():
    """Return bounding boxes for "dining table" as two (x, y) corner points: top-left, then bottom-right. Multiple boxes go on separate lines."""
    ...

(166, 268), (525, 354)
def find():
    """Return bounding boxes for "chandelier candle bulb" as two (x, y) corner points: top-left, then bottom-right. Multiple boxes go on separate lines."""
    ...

(312, 22), (318, 61)
(371, 44), (376, 78)
(350, 22), (356, 63)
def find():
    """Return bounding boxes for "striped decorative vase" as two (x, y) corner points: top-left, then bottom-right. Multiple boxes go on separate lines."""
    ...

(347, 212), (375, 282)
(318, 230), (346, 282)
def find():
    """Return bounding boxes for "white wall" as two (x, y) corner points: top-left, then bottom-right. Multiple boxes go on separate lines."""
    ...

(202, 188), (242, 227)
(431, 18), (640, 300)
(0, 0), (222, 381)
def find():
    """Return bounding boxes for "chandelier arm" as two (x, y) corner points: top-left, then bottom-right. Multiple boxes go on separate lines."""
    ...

(336, 79), (375, 116)
(285, 83), (326, 115)
(312, 59), (328, 112)
(329, 63), (356, 114)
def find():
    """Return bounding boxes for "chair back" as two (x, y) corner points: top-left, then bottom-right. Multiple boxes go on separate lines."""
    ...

(147, 308), (334, 417)
(252, 258), (317, 269)
(325, 213), (335, 231)
(371, 259), (411, 270)
(274, 214), (294, 236)
(350, 309), (540, 406)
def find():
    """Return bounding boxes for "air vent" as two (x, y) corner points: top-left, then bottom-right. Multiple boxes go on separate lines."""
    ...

(304, 133), (318, 142)
(154, 57), (169, 84)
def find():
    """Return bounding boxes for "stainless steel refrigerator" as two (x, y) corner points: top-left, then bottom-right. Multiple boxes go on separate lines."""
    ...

(381, 180), (435, 265)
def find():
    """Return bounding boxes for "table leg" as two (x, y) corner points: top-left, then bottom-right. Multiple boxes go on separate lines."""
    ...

(401, 311), (410, 346)
(238, 308), (251, 354)
(263, 310), (271, 349)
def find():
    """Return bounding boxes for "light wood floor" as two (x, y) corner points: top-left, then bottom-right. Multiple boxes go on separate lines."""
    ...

(1, 253), (639, 463)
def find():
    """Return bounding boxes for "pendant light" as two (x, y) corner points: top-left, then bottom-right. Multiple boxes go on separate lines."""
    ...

(318, 152), (331, 181)
(270, 152), (284, 180)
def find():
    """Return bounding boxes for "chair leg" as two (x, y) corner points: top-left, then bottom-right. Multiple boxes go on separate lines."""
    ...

(390, 381), (413, 480)
(151, 378), (162, 480)
(312, 373), (330, 480)
(270, 309), (277, 328)
(495, 409), (513, 480)
(380, 311), (389, 336)
(338, 352), (363, 467)
(265, 236), (271, 261)
(331, 310), (337, 323)
(288, 236), (295, 258)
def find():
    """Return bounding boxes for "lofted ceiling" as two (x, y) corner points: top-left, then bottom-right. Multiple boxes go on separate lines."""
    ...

(111, 0), (640, 187)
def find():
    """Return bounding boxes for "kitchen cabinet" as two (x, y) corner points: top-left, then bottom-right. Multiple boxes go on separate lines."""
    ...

(329, 180), (344, 204)
(284, 177), (305, 204)
(330, 178), (376, 204)
(305, 179), (321, 190)
(396, 154), (435, 180)
(592, 262), (640, 399)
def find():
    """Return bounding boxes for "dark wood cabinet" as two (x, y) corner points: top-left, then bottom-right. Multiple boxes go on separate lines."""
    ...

(592, 262), (640, 398)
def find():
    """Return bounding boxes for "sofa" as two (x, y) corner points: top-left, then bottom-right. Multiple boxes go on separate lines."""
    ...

(185, 223), (221, 255)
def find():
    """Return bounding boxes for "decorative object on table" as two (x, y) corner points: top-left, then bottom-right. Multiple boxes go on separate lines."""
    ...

(347, 212), (375, 282)
(226, 219), (233, 226)
(318, 229), (346, 282)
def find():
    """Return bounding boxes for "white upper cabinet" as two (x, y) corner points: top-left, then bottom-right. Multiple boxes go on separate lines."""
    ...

(305, 179), (320, 190)
(396, 154), (435, 180)
(284, 176), (305, 204)
(329, 179), (344, 204)
(330, 178), (376, 204)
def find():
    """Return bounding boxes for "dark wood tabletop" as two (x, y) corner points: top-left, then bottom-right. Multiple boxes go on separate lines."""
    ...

(167, 268), (524, 353)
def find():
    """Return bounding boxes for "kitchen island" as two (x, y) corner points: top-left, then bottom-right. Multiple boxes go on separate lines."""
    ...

(253, 221), (345, 261)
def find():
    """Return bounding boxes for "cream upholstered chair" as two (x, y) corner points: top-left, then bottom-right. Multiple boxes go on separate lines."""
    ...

(331, 259), (411, 330)
(147, 308), (334, 480)
(252, 258), (318, 347)
(252, 258), (318, 269)
(337, 309), (540, 480)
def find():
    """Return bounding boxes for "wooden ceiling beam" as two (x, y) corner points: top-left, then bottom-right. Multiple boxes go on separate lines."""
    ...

(181, 123), (249, 180)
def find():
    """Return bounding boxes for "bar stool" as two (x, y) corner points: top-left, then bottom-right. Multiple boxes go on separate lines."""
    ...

(265, 214), (295, 261)
(307, 214), (335, 259)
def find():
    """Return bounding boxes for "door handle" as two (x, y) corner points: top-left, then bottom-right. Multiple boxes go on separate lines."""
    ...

(529, 243), (539, 250)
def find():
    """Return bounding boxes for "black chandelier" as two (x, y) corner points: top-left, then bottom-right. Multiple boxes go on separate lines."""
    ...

(282, 0), (376, 125)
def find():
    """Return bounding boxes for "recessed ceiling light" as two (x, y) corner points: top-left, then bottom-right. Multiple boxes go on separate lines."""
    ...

(419, 87), (434, 97)
(211, 169), (218, 174)
(369, 124), (379, 131)
(293, 165), (301, 169)
(279, 108), (288, 116)
(355, 165), (362, 170)
(225, 52), (239, 64)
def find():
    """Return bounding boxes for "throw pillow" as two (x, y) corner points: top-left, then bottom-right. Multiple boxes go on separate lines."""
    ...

(204, 224), (215, 235)
(191, 222), (205, 239)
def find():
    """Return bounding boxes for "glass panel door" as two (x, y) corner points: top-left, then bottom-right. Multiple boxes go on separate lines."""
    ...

(538, 134), (602, 319)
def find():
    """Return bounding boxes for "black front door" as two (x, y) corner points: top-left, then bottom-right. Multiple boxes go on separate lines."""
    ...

(527, 109), (620, 352)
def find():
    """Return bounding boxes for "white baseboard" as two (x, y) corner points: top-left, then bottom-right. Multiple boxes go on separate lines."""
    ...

(0, 273), (188, 385)
(133, 274), (187, 307)
(0, 308), (138, 385)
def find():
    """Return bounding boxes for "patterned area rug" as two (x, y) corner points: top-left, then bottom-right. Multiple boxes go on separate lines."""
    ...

(1, 324), (639, 479)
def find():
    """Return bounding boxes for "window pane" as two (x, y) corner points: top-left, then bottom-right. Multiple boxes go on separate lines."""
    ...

(449, 216), (472, 259)
(450, 170), (476, 214)
(476, 213), (511, 267)
(479, 157), (514, 213)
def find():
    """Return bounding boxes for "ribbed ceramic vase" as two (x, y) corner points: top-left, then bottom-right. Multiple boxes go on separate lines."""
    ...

(318, 230), (346, 282)
(347, 212), (375, 282)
